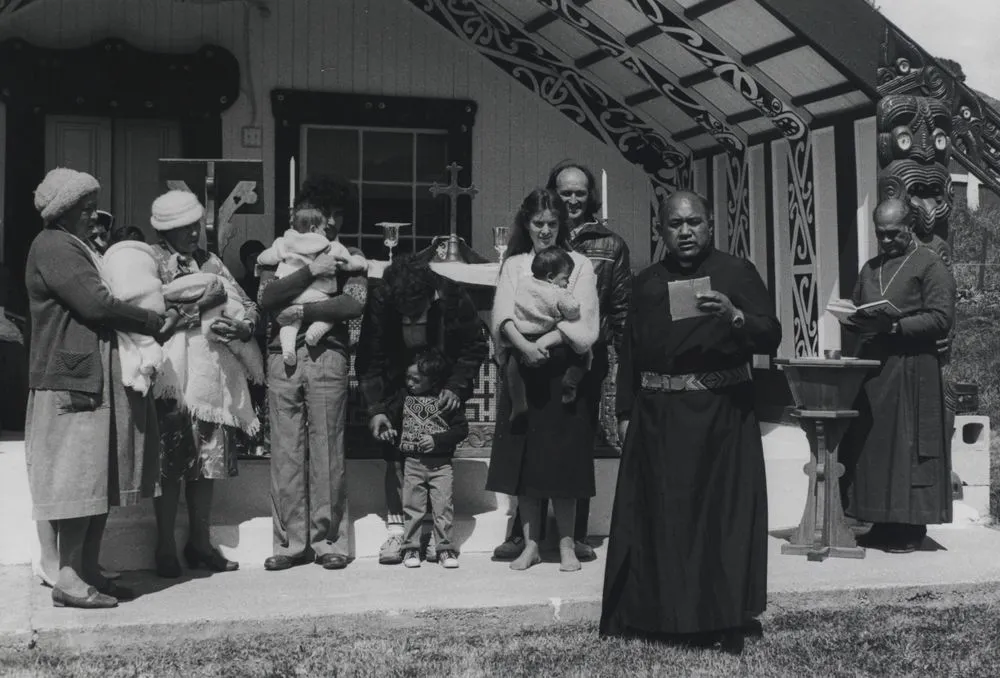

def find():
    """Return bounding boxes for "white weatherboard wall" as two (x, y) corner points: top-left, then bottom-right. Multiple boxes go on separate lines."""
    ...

(0, 0), (655, 275)
(855, 116), (879, 270)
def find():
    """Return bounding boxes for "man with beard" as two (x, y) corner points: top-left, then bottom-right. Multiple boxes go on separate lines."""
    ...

(492, 159), (631, 562)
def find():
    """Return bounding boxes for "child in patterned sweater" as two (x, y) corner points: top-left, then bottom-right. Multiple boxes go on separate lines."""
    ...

(374, 349), (469, 569)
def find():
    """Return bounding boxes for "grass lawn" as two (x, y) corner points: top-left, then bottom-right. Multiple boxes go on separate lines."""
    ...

(2, 584), (1000, 677)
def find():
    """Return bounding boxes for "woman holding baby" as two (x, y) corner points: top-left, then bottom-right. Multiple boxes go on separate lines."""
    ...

(486, 188), (600, 573)
(147, 189), (261, 578)
(24, 169), (178, 608)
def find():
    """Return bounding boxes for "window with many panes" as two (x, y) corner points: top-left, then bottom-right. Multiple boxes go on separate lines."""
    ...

(301, 125), (452, 259)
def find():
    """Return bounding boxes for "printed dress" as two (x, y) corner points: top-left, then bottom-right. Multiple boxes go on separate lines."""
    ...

(151, 244), (260, 481)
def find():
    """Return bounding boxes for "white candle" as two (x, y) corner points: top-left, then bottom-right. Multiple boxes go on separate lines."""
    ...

(289, 157), (296, 209)
(601, 169), (608, 221)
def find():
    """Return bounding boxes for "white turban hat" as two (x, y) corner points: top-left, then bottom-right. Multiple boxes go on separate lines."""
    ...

(151, 190), (205, 231)
(34, 168), (100, 224)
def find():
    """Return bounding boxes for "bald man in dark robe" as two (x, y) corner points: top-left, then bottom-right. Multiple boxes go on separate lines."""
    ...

(600, 192), (780, 653)
(838, 198), (955, 553)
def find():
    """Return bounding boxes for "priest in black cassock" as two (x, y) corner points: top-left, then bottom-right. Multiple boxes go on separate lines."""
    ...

(600, 191), (780, 653)
(838, 198), (955, 553)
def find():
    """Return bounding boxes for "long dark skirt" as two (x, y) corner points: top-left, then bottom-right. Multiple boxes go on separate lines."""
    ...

(600, 383), (768, 636)
(841, 349), (951, 525)
(486, 345), (600, 499)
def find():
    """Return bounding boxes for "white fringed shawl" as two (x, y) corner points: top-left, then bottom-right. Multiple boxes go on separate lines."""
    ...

(154, 273), (264, 436)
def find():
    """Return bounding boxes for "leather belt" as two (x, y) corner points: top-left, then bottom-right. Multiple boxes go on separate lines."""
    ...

(640, 365), (752, 392)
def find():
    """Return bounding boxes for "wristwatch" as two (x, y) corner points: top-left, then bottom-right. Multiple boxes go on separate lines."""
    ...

(731, 309), (746, 329)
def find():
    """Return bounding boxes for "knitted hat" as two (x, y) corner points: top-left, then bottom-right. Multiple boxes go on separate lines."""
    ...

(150, 190), (205, 231)
(34, 168), (100, 224)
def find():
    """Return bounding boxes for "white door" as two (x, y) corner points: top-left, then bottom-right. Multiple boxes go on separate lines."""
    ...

(44, 115), (114, 212)
(45, 115), (181, 241)
(113, 119), (182, 241)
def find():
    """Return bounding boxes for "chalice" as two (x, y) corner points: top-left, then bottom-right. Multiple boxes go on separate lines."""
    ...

(377, 222), (409, 263)
(493, 225), (510, 261)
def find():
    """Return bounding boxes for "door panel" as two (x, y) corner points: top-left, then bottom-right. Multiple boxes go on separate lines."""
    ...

(44, 115), (113, 211)
(113, 119), (182, 241)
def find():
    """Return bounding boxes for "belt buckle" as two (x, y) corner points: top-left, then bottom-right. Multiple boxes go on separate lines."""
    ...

(669, 375), (686, 391)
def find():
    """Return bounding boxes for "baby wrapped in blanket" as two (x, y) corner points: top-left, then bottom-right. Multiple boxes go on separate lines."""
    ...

(153, 272), (265, 437)
(257, 228), (367, 365)
(100, 240), (166, 395)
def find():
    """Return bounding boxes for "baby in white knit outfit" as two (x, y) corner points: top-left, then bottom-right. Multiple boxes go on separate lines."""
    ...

(506, 247), (589, 420)
(257, 228), (367, 365)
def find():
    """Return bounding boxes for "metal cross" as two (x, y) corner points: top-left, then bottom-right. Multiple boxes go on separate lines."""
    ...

(429, 162), (478, 239)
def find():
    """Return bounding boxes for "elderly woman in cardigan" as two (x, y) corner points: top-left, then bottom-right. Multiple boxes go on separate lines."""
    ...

(146, 190), (261, 578)
(25, 168), (176, 608)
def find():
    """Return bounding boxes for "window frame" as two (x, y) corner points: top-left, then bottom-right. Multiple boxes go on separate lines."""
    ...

(299, 123), (453, 256)
(271, 89), (477, 251)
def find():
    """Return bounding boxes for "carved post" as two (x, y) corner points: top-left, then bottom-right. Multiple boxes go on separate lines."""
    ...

(876, 26), (962, 461)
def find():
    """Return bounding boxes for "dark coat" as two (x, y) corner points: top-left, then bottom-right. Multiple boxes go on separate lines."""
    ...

(570, 222), (632, 353)
(355, 274), (489, 417)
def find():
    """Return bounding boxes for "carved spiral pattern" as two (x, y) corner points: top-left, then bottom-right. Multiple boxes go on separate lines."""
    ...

(534, 0), (744, 153)
(726, 154), (751, 261)
(623, 0), (807, 141)
(411, 0), (687, 191)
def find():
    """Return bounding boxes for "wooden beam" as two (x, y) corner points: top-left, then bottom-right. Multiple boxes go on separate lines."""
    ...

(575, 49), (608, 70)
(685, 0), (735, 21)
(748, 129), (784, 147)
(727, 109), (763, 125)
(673, 127), (706, 142)
(809, 102), (876, 129)
(790, 81), (858, 108)
(679, 70), (715, 88)
(624, 88), (661, 107)
(523, 12), (558, 33)
(741, 36), (801, 66)
(693, 145), (725, 160)
(624, 25), (661, 48)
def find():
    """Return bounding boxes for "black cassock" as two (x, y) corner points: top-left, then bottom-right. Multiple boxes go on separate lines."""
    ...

(600, 249), (781, 637)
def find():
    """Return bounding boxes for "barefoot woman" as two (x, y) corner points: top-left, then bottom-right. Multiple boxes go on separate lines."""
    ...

(487, 188), (599, 572)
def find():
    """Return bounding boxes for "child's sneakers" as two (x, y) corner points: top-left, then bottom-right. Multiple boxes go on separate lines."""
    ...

(402, 549), (421, 568)
(438, 550), (459, 569)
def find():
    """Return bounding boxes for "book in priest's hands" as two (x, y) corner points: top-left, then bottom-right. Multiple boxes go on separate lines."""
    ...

(826, 298), (901, 322)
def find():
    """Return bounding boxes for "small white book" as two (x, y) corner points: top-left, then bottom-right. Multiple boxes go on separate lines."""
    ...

(668, 276), (713, 320)
(826, 298), (901, 322)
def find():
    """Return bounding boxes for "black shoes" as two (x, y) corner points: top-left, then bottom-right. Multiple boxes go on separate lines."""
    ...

(264, 554), (349, 570)
(52, 586), (118, 609)
(183, 544), (239, 572)
(316, 554), (349, 570)
(264, 554), (309, 571)
(155, 553), (182, 579)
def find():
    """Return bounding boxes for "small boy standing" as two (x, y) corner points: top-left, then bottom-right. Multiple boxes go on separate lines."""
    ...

(373, 349), (469, 568)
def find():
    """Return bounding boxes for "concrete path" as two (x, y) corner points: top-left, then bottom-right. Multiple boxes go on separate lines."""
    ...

(3, 524), (1000, 644)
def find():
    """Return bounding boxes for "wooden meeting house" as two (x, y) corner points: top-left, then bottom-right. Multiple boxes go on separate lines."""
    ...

(1, 0), (998, 567)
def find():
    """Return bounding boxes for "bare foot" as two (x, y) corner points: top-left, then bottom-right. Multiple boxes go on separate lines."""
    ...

(509, 542), (541, 571)
(559, 540), (581, 572)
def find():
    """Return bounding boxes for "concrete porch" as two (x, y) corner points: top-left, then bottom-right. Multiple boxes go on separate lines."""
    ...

(0, 420), (990, 572)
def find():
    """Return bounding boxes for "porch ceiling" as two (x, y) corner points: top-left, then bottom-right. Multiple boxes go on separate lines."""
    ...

(501, 0), (880, 157)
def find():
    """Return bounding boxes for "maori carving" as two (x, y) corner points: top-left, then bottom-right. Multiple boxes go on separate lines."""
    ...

(535, 0), (744, 154)
(624, 0), (808, 141)
(878, 25), (1000, 195)
(726, 153), (751, 260)
(876, 95), (953, 243)
(409, 0), (688, 192)
(788, 138), (819, 357)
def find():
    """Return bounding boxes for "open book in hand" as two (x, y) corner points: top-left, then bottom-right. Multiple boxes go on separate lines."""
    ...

(826, 298), (901, 322)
